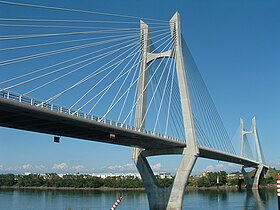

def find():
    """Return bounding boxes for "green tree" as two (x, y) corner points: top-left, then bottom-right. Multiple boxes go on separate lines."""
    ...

(0, 174), (16, 186)
(197, 176), (210, 187)
(157, 177), (173, 187)
(17, 174), (44, 187)
(45, 173), (62, 187)
(218, 171), (227, 185)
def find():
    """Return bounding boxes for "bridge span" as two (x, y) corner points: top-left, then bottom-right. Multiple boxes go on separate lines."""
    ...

(0, 90), (267, 170)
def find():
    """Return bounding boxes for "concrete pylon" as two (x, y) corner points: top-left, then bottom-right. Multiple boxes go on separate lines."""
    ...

(166, 12), (198, 210)
(132, 12), (198, 210)
(132, 18), (170, 210)
(240, 117), (265, 189)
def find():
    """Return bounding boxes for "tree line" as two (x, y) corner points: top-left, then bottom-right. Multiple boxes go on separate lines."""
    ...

(0, 168), (277, 189)
(0, 173), (173, 188)
(0, 173), (143, 188)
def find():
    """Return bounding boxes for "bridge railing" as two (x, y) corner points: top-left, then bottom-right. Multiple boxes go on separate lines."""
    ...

(0, 90), (184, 143)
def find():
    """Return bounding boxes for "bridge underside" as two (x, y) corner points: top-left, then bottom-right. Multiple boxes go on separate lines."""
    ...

(0, 98), (185, 150)
(0, 98), (264, 170)
(198, 147), (260, 168)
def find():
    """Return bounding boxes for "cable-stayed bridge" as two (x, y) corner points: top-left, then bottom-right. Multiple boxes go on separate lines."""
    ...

(0, 90), (265, 168)
(0, 2), (269, 210)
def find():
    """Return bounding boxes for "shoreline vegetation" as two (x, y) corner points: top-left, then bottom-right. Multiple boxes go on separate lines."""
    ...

(0, 184), (276, 192)
(0, 168), (278, 191)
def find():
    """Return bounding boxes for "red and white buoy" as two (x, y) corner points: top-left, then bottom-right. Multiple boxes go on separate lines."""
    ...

(277, 175), (280, 210)
(110, 196), (123, 210)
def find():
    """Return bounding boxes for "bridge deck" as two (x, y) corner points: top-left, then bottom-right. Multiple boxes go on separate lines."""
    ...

(0, 97), (185, 149)
(198, 146), (261, 168)
(0, 96), (265, 168)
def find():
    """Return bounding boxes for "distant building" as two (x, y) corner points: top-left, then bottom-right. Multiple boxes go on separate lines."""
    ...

(155, 172), (172, 179)
(201, 172), (207, 177)
(19, 172), (173, 179)
(92, 173), (141, 179)
(227, 172), (243, 179)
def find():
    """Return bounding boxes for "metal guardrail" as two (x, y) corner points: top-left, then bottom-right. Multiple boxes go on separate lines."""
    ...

(0, 90), (184, 143)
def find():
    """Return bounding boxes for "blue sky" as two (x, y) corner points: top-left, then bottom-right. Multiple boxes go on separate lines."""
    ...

(0, 0), (279, 175)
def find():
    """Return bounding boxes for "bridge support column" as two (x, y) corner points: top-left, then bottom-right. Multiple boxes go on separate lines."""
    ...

(240, 117), (266, 189)
(165, 12), (199, 209)
(166, 151), (197, 210)
(133, 150), (171, 210)
(241, 165), (265, 189)
(133, 148), (197, 210)
(241, 166), (253, 189)
(252, 164), (264, 189)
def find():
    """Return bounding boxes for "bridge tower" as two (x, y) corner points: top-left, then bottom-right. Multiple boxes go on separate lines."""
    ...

(240, 117), (265, 189)
(132, 12), (199, 210)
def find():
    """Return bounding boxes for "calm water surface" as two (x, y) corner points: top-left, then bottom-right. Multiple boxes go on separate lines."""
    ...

(0, 188), (277, 210)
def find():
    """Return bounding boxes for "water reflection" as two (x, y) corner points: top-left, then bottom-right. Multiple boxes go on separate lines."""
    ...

(0, 188), (278, 209)
(183, 188), (277, 210)
(243, 190), (265, 210)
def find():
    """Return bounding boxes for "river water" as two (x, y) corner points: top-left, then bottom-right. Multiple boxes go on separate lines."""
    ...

(0, 188), (277, 210)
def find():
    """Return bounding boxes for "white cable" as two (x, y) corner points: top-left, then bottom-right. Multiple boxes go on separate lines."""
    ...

(117, 51), (142, 122)
(120, 34), (175, 125)
(0, 35), (139, 87)
(0, 33), (141, 66)
(2, 37), (139, 90)
(23, 48), (125, 95)
(74, 66), (134, 116)
(153, 52), (174, 132)
(139, 38), (174, 129)
(70, 43), (142, 111)
(123, 32), (177, 125)
(150, 79), (162, 132)
(68, 31), (172, 110)
(110, 35), (174, 125)
(0, 27), (169, 40)
(0, 27), (170, 52)
(0, 23), (169, 30)
(0, 1), (168, 22)
(0, 32), (139, 51)
(165, 59), (176, 135)
(0, 18), (169, 25)
(5, 49), (118, 92)
(0, 28), (140, 40)
(0, 30), (169, 86)
(88, 45), (142, 114)
(44, 38), (141, 105)
(128, 59), (142, 125)
(0, 29), (170, 66)
(100, 44), (143, 119)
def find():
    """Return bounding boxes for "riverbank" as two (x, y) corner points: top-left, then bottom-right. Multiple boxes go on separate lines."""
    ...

(0, 170), (278, 191)
(0, 185), (146, 191)
(186, 184), (276, 191)
(0, 184), (276, 192)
